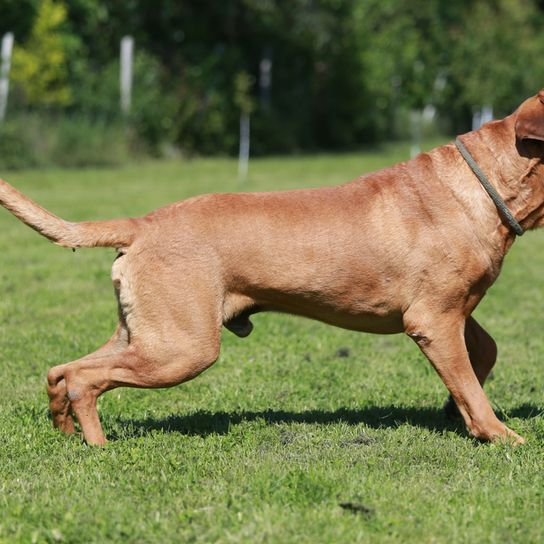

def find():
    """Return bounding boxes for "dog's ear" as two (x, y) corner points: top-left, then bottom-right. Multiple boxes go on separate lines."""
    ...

(515, 90), (544, 141)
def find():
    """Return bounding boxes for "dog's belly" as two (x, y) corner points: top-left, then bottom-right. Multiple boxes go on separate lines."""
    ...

(263, 298), (404, 334)
(224, 290), (405, 334)
(273, 305), (404, 333)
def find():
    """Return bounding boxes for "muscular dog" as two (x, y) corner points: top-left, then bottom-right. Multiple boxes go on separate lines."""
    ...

(3, 91), (544, 445)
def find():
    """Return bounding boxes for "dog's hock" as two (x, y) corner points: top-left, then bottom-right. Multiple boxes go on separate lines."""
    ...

(67, 389), (81, 402)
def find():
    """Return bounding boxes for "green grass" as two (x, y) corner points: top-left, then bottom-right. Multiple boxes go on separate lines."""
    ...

(0, 140), (543, 543)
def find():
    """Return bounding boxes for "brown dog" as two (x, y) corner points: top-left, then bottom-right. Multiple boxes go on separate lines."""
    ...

(2, 91), (544, 446)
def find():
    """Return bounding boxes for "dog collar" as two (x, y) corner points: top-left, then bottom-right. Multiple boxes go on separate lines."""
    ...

(455, 137), (524, 236)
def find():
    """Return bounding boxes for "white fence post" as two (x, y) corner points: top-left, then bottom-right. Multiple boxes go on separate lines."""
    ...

(481, 104), (493, 125)
(120, 36), (134, 115)
(410, 109), (422, 158)
(259, 48), (272, 109)
(0, 32), (14, 123)
(472, 104), (493, 130)
(471, 109), (482, 132)
(238, 112), (250, 181)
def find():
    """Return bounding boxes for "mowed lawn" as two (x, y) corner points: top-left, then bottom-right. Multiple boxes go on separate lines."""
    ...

(0, 141), (543, 543)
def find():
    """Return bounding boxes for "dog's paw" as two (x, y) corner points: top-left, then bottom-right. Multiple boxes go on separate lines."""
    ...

(493, 427), (525, 446)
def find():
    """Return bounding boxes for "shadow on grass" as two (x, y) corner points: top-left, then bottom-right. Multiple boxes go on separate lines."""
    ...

(506, 403), (544, 419)
(111, 405), (469, 440)
(110, 402), (543, 441)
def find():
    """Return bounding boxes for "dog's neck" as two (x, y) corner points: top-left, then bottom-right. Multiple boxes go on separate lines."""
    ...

(462, 115), (544, 235)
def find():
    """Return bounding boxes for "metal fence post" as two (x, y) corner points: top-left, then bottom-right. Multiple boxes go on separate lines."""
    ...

(238, 112), (250, 181)
(0, 32), (14, 123)
(120, 36), (134, 115)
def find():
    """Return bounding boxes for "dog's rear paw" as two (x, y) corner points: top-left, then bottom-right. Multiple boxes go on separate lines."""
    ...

(224, 316), (254, 337)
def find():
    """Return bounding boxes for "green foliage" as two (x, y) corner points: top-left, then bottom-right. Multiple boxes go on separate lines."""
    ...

(68, 50), (178, 156)
(234, 71), (255, 115)
(0, 148), (543, 542)
(2, 0), (544, 159)
(0, 0), (39, 41)
(48, 115), (130, 167)
(10, 0), (74, 107)
(0, 113), (130, 169)
(354, 1), (453, 135)
(355, 0), (544, 136)
(448, 0), (544, 115)
(128, 52), (180, 155)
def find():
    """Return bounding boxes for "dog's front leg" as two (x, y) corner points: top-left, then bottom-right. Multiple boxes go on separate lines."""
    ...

(404, 310), (523, 444)
(444, 316), (497, 419)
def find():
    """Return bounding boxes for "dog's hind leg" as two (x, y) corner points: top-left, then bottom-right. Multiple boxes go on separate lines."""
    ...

(48, 245), (225, 444)
(48, 331), (220, 445)
(47, 282), (222, 445)
(47, 325), (128, 435)
(444, 316), (497, 419)
(70, 331), (219, 444)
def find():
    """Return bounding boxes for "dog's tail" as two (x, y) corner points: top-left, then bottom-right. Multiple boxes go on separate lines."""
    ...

(0, 178), (137, 248)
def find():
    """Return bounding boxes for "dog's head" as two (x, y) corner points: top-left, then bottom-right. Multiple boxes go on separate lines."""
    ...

(512, 90), (544, 230)
(515, 90), (544, 144)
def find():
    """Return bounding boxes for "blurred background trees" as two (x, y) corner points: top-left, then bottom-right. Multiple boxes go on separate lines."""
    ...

(1, 0), (544, 167)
